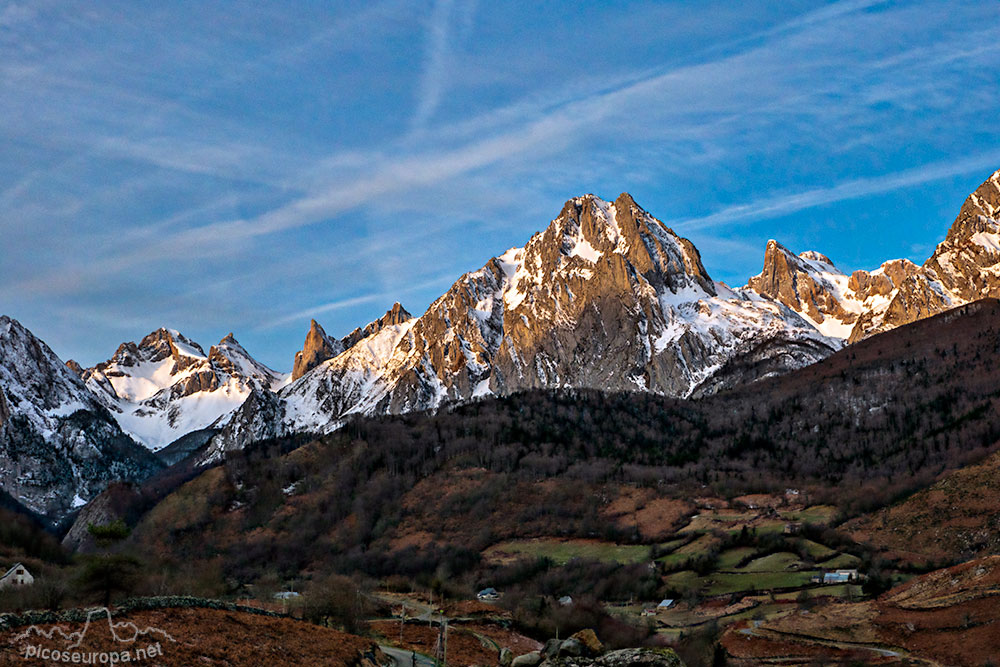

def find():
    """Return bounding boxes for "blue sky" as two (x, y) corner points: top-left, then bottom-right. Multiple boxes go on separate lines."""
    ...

(1, 0), (998, 370)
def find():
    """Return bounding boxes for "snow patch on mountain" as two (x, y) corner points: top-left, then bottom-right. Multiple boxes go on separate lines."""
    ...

(0, 316), (160, 519)
(202, 192), (841, 461)
(83, 329), (284, 451)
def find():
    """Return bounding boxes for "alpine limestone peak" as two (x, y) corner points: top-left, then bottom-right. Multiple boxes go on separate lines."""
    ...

(0, 315), (160, 519)
(848, 168), (1000, 342)
(202, 192), (837, 461)
(745, 240), (862, 339)
(291, 303), (414, 382)
(82, 327), (285, 451)
(291, 319), (343, 381)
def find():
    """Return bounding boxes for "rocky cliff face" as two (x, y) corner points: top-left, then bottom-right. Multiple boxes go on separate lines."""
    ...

(0, 316), (161, 521)
(83, 328), (286, 451)
(848, 169), (1000, 341)
(340, 302), (412, 350)
(743, 170), (1000, 344)
(290, 304), (413, 381)
(202, 193), (836, 461)
(746, 241), (862, 338)
(744, 241), (920, 341)
(291, 320), (342, 381)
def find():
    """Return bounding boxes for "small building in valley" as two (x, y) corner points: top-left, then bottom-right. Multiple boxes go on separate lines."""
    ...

(822, 569), (859, 584)
(657, 599), (675, 610)
(783, 522), (803, 535)
(0, 563), (33, 589)
(477, 587), (499, 601)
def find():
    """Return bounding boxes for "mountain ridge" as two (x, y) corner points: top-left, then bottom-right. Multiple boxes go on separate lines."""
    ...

(80, 328), (286, 451)
(192, 170), (1000, 458)
(0, 316), (162, 521)
(202, 191), (839, 461)
(6, 168), (1000, 488)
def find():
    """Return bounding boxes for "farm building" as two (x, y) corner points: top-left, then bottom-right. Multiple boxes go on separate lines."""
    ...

(822, 569), (859, 584)
(0, 563), (33, 589)
(783, 522), (803, 535)
(477, 587), (499, 601)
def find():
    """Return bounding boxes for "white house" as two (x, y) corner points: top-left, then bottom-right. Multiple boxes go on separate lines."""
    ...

(822, 569), (859, 584)
(0, 563), (34, 589)
(477, 587), (499, 601)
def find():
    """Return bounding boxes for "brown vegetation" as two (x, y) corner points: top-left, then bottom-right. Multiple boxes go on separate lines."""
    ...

(845, 448), (1000, 564)
(719, 555), (1000, 666)
(117, 302), (1000, 605)
(0, 607), (383, 666)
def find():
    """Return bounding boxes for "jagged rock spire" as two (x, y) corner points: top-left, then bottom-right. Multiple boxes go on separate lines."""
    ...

(292, 319), (342, 381)
(292, 304), (414, 381)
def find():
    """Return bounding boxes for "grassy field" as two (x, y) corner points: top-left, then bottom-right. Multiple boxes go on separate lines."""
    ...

(678, 505), (835, 538)
(774, 584), (863, 600)
(738, 552), (806, 572)
(657, 534), (721, 567)
(779, 505), (838, 525)
(819, 552), (862, 569)
(484, 538), (658, 565)
(703, 571), (818, 596)
(656, 537), (689, 554)
(797, 538), (836, 560)
(716, 547), (757, 569)
(662, 569), (701, 594)
(664, 567), (820, 597)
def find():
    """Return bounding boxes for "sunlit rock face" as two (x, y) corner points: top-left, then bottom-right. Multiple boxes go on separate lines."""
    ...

(204, 193), (835, 460)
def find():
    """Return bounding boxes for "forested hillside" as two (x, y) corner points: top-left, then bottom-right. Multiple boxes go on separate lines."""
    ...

(128, 300), (1000, 592)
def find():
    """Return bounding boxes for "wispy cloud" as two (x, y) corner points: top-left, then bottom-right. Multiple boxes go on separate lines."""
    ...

(9, 0), (985, 295)
(671, 151), (1000, 231)
(4, 0), (998, 368)
(0, 2), (35, 29)
(135, 1), (889, 250)
(260, 272), (457, 330)
(263, 294), (384, 328)
(411, 0), (457, 130)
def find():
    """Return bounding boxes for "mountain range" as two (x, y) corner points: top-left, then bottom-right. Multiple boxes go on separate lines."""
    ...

(77, 328), (287, 451)
(3, 168), (1000, 519)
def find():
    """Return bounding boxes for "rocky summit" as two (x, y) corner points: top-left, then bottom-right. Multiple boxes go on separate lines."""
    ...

(206, 172), (1000, 457)
(290, 303), (412, 381)
(849, 169), (1000, 341)
(0, 316), (161, 521)
(203, 192), (836, 460)
(82, 328), (286, 451)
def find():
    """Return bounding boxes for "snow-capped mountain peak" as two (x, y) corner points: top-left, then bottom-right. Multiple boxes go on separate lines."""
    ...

(0, 316), (160, 519)
(848, 169), (1000, 341)
(209, 333), (287, 391)
(202, 192), (838, 461)
(745, 240), (864, 339)
(83, 328), (285, 451)
(0, 315), (100, 422)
